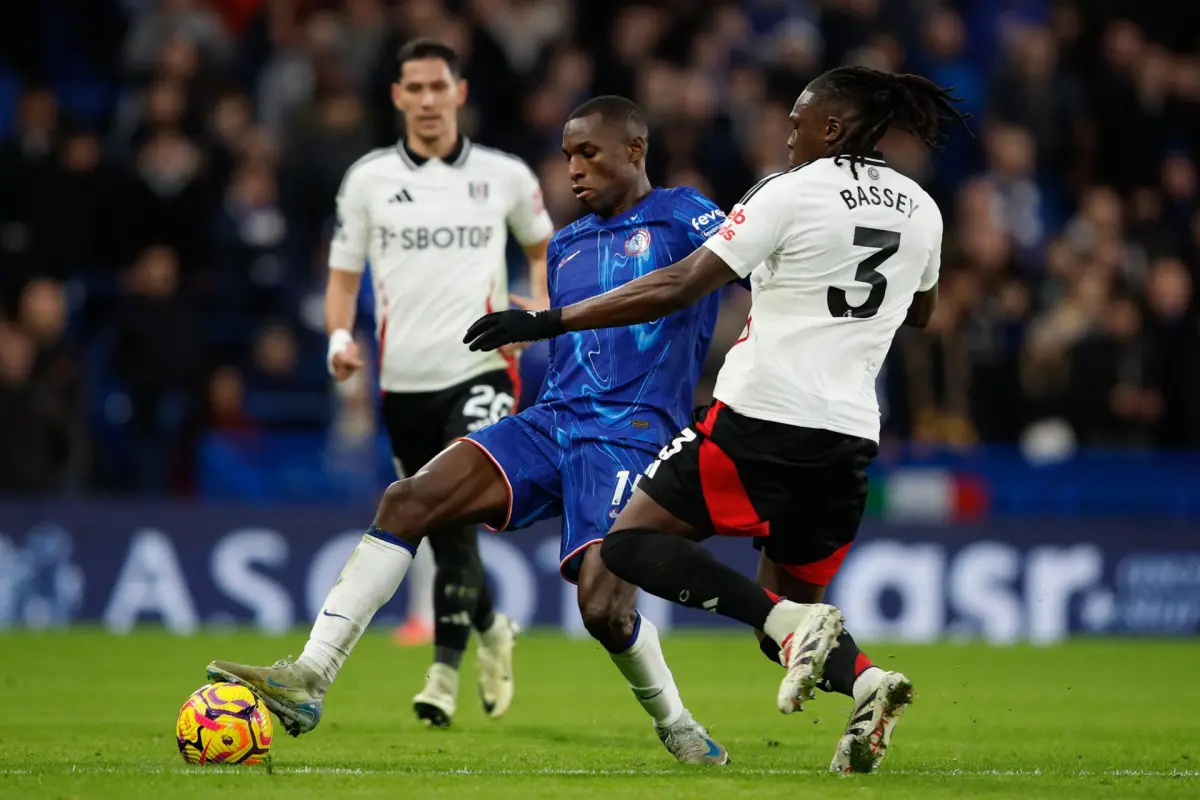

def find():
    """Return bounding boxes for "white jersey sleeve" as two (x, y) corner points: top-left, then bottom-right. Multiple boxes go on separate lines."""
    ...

(701, 172), (799, 278)
(505, 160), (554, 246)
(330, 165), (370, 273)
(918, 208), (943, 291)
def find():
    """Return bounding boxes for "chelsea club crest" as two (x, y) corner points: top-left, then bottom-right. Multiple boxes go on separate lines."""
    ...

(625, 228), (651, 256)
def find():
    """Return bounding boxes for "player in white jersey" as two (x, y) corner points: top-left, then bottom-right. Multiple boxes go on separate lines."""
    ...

(325, 39), (553, 728)
(466, 66), (970, 772)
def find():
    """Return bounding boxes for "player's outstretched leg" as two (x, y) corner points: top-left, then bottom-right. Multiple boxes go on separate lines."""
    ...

(600, 492), (843, 714)
(206, 442), (510, 736)
(754, 553), (912, 774)
(575, 546), (728, 765)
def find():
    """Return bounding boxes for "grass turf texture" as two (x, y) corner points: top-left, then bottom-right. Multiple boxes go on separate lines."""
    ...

(0, 630), (1196, 799)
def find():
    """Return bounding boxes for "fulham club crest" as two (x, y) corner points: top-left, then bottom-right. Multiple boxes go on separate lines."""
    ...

(625, 228), (652, 256)
(468, 181), (489, 202)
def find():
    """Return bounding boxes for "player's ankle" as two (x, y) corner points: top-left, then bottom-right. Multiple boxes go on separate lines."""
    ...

(762, 599), (811, 646)
(295, 654), (333, 693)
(852, 666), (884, 701)
(474, 611), (498, 637)
(654, 706), (685, 729)
(477, 615), (507, 646)
(434, 645), (466, 671)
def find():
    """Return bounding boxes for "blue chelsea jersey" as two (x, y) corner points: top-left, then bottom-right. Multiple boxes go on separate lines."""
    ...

(536, 186), (728, 444)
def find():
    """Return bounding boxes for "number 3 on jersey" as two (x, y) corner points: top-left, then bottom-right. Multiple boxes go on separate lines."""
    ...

(643, 428), (697, 481)
(828, 226), (900, 319)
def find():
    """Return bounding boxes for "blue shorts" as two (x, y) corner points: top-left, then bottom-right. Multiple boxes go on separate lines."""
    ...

(462, 405), (658, 583)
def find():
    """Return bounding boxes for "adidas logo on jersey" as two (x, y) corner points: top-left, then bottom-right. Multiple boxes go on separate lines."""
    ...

(388, 189), (415, 203)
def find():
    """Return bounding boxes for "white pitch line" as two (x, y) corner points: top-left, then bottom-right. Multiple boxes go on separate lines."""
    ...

(2, 766), (1197, 778)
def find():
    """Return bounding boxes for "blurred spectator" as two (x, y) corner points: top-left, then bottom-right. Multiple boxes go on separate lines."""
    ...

(245, 322), (303, 392)
(207, 364), (257, 435)
(17, 279), (88, 485)
(1065, 292), (1163, 447)
(213, 159), (290, 319)
(112, 127), (215, 271)
(0, 88), (59, 299)
(979, 123), (1053, 270)
(988, 24), (1084, 178)
(0, 324), (79, 494)
(28, 130), (110, 279)
(1142, 258), (1200, 447)
(112, 246), (207, 493)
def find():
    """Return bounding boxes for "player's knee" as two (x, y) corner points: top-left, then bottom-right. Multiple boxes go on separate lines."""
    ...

(598, 529), (640, 580)
(379, 478), (437, 536)
(577, 587), (635, 650)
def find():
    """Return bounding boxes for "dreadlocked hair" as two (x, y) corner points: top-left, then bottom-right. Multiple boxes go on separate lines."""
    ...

(813, 66), (973, 177)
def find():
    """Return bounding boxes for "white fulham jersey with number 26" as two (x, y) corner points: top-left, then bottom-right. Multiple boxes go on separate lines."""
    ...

(703, 154), (942, 442)
(330, 138), (553, 393)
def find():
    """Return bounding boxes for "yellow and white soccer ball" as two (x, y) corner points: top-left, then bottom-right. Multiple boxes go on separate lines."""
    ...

(176, 682), (273, 765)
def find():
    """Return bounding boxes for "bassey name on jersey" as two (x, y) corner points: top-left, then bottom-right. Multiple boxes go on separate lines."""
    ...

(393, 225), (496, 250)
(838, 185), (920, 218)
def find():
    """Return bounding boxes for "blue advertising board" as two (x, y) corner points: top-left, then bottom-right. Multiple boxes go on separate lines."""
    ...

(1, 502), (1197, 642)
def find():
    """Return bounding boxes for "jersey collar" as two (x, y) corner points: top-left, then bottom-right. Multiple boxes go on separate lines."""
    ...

(396, 136), (472, 170)
(862, 149), (887, 167)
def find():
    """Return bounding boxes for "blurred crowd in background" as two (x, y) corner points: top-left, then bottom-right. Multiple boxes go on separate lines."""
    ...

(1, 0), (1199, 496)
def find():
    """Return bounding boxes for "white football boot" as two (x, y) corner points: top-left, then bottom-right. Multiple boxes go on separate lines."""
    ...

(413, 662), (458, 728)
(206, 658), (324, 737)
(656, 710), (730, 765)
(476, 613), (519, 718)
(776, 603), (844, 714)
(830, 669), (914, 774)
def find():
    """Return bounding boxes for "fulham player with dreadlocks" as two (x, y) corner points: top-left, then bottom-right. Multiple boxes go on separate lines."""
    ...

(465, 66), (971, 773)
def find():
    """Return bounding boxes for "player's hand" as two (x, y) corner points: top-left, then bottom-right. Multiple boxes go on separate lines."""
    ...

(464, 308), (564, 352)
(329, 339), (364, 381)
(498, 295), (551, 357)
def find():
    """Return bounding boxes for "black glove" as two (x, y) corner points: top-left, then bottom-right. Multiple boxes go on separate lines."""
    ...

(464, 308), (565, 352)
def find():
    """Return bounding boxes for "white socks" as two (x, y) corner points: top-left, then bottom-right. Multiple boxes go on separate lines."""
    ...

(608, 614), (684, 728)
(762, 599), (810, 647)
(299, 530), (415, 690)
(853, 666), (884, 702)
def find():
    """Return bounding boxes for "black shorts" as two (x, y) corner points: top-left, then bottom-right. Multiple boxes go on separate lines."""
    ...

(637, 401), (878, 586)
(382, 369), (516, 477)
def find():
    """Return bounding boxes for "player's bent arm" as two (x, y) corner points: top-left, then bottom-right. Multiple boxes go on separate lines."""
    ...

(560, 247), (738, 332)
(904, 285), (938, 329)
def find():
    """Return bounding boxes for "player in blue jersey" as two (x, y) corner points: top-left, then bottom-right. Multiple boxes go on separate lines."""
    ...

(207, 96), (733, 764)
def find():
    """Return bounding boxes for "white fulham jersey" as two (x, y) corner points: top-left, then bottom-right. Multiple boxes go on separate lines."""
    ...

(330, 137), (554, 393)
(704, 153), (942, 442)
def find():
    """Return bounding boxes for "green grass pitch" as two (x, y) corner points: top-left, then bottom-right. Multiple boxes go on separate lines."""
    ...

(1, 630), (1196, 799)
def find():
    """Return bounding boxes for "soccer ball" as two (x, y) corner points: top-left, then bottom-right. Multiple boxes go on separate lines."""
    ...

(176, 682), (273, 765)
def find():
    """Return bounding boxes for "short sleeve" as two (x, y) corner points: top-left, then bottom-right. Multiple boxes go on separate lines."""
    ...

(701, 173), (796, 278)
(919, 208), (943, 292)
(329, 167), (370, 273)
(507, 161), (555, 246)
